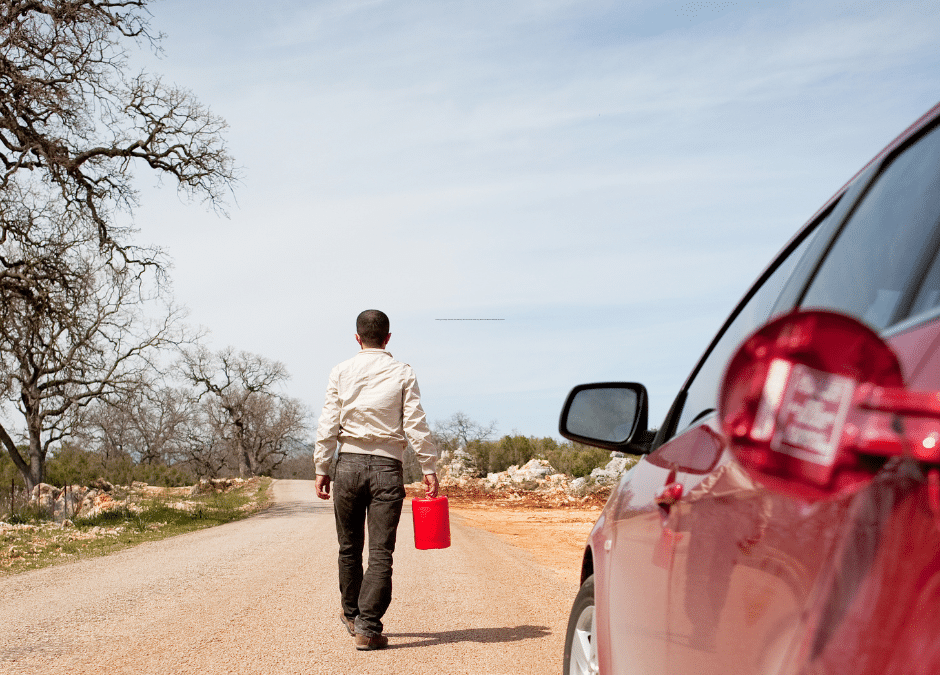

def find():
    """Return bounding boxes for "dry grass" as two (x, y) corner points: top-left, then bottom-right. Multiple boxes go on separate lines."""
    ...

(0, 477), (272, 576)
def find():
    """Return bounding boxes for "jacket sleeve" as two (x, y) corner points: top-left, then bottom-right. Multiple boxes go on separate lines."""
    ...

(402, 368), (439, 475)
(314, 367), (342, 476)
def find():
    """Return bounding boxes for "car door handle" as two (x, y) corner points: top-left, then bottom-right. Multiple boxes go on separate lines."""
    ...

(655, 482), (684, 508)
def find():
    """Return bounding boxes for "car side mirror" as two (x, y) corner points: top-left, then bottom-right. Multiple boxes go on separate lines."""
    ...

(717, 309), (935, 501)
(559, 382), (649, 452)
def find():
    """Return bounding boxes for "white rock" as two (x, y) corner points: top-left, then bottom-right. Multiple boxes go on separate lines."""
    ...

(606, 457), (629, 474)
(441, 448), (479, 479)
(588, 456), (633, 485)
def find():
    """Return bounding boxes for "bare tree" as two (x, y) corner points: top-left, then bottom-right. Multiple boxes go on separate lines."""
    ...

(0, 1), (238, 491)
(129, 384), (191, 465)
(427, 412), (498, 479)
(177, 401), (229, 479)
(0, 212), (188, 491)
(0, 0), (237, 255)
(433, 412), (497, 457)
(237, 394), (309, 476)
(180, 347), (309, 477)
(70, 397), (137, 464)
(73, 380), (192, 465)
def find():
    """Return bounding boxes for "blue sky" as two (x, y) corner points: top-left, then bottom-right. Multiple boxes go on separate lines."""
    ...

(130, 0), (940, 440)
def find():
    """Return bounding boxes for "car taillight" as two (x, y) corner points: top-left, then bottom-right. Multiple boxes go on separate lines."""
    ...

(718, 310), (908, 501)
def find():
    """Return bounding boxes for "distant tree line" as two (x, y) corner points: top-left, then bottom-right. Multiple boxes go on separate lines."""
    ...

(399, 412), (621, 484)
(0, 343), (313, 491)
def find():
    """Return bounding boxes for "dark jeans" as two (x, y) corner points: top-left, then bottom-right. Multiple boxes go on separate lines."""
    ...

(333, 452), (405, 637)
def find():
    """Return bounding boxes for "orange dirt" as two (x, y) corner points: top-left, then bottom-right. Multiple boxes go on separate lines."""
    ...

(450, 506), (599, 586)
(407, 483), (609, 587)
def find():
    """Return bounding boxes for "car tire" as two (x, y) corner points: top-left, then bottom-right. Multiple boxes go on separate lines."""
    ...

(563, 574), (598, 675)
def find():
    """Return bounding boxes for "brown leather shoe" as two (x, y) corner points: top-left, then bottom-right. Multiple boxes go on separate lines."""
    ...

(355, 633), (389, 651)
(340, 613), (355, 636)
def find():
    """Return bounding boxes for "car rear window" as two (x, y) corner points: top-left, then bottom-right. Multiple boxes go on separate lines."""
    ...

(800, 122), (940, 330)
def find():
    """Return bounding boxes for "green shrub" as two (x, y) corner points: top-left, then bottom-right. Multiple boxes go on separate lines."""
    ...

(461, 434), (621, 479)
(0, 449), (27, 489)
(44, 446), (194, 488)
(544, 443), (617, 478)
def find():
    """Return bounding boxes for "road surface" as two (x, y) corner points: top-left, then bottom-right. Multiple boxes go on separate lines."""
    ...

(0, 480), (576, 675)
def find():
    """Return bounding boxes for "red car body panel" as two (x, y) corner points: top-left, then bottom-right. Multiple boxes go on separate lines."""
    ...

(793, 317), (940, 674)
(592, 318), (940, 674)
(584, 102), (940, 674)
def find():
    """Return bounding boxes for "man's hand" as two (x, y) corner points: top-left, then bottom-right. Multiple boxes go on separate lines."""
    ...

(315, 474), (331, 500)
(423, 473), (439, 499)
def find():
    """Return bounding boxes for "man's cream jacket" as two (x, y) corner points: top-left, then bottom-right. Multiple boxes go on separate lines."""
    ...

(315, 348), (438, 476)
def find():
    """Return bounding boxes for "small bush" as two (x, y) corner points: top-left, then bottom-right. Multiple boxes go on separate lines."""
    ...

(6, 505), (47, 525)
(451, 433), (619, 479)
(543, 444), (614, 478)
(44, 446), (195, 488)
(76, 506), (138, 528)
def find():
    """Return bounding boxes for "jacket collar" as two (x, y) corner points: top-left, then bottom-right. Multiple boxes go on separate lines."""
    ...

(357, 348), (392, 357)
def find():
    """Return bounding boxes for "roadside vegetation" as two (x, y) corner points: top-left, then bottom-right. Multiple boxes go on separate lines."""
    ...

(399, 412), (637, 484)
(0, 478), (272, 576)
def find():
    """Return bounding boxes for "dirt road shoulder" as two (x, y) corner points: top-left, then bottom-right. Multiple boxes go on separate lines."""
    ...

(449, 505), (599, 586)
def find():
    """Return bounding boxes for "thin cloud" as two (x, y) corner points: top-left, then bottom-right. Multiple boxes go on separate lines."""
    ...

(133, 0), (940, 437)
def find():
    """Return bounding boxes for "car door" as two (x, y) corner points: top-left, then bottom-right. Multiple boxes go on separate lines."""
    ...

(645, 225), (836, 674)
(599, 442), (681, 674)
(600, 207), (827, 674)
(664, 115), (940, 675)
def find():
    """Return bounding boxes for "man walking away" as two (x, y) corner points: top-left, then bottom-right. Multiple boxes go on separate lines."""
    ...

(314, 309), (439, 651)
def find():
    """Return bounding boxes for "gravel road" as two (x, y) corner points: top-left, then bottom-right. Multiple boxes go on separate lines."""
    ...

(0, 479), (576, 675)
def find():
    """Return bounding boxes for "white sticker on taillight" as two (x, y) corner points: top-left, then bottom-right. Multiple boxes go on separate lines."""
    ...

(771, 363), (855, 466)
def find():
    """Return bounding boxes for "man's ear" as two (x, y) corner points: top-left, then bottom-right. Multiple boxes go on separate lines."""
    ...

(355, 334), (364, 348)
(383, 333), (392, 348)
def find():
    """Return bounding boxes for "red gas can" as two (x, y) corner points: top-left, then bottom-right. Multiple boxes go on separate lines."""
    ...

(412, 496), (451, 549)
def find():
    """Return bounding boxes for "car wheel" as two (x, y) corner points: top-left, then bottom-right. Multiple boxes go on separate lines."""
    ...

(563, 575), (598, 675)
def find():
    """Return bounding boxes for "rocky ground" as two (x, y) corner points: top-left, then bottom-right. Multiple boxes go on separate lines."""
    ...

(20, 476), (252, 523)
(426, 453), (632, 508)
(447, 503), (601, 586)
(401, 455), (631, 585)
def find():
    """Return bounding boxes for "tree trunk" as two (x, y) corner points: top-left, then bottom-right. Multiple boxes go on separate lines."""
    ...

(0, 423), (38, 492)
(26, 420), (45, 493)
(237, 440), (250, 478)
(27, 455), (43, 494)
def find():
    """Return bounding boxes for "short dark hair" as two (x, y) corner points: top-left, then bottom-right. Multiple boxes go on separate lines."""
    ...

(356, 309), (390, 347)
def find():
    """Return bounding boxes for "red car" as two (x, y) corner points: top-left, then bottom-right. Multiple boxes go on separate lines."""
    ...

(560, 100), (940, 675)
